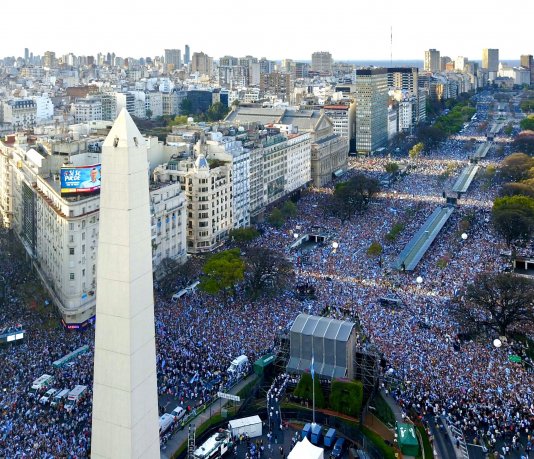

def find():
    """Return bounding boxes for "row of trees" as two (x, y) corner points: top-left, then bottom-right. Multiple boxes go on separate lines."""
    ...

(294, 373), (363, 418)
(493, 153), (534, 245)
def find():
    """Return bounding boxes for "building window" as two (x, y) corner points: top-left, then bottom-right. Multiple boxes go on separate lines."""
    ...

(70, 273), (75, 280)
(69, 247), (75, 255)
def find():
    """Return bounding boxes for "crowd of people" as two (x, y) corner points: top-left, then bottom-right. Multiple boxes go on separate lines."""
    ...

(1, 100), (533, 457)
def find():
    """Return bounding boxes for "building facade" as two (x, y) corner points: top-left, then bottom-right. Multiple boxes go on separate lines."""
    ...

(354, 68), (388, 154)
(424, 49), (441, 73)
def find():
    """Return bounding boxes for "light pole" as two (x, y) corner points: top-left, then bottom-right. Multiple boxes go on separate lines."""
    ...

(416, 276), (423, 285)
(461, 233), (468, 241)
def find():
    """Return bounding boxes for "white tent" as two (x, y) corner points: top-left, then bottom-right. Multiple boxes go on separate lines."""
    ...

(288, 436), (324, 459)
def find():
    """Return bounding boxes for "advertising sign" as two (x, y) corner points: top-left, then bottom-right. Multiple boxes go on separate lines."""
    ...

(60, 164), (101, 194)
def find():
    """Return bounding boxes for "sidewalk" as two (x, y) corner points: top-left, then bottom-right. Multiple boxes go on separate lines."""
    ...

(160, 374), (258, 459)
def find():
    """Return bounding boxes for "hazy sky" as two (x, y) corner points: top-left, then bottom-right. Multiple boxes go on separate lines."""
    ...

(3, 0), (531, 61)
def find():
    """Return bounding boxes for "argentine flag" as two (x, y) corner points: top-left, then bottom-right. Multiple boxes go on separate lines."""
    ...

(310, 354), (315, 380)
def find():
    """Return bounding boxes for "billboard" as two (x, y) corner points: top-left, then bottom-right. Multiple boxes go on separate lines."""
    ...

(60, 164), (101, 194)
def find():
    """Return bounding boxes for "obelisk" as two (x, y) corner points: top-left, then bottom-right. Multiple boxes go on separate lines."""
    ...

(91, 109), (159, 458)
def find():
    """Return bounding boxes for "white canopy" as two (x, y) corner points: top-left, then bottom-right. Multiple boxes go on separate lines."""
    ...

(288, 436), (324, 459)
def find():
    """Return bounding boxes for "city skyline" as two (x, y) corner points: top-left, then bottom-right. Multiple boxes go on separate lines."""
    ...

(2, 0), (531, 61)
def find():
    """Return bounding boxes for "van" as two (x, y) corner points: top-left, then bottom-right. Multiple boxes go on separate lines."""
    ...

(159, 413), (175, 436)
(39, 388), (58, 405)
(171, 405), (186, 422)
(331, 437), (346, 458)
(51, 389), (69, 407)
(227, 355), (249, 374)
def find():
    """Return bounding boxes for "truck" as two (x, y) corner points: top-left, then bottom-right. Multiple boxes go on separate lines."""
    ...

(331, 437), (346, 458)
(50, 388), (69, 407)
(227, 355), (248, 374)
(29, 374), (54, 397)
(193, 429), (231, 459)
(65, 385), (87, 412)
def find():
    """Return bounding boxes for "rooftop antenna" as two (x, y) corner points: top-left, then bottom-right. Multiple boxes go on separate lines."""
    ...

(390, 25), (393, 66)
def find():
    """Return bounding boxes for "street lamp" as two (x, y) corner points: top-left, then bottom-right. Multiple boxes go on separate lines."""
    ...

(461, 233), (468, 241)
(416, 276), (423, 285)
(294, 233), (299, 240)
(332, 241), (339, 252)
(493, 338), (502, 348)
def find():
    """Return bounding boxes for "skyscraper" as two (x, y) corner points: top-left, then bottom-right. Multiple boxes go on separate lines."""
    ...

(355, 68), (388, 155)
(520, 54), (534, 83)
(164, 49), (182, 70)
(482, 48), (499, 72)
(191, 51), (212, 76)
(91, 109), (160, 458)
(24, 48), (29, 64)
(184, 44), (190, 65)
(311, 51), (333, 75)
(424, 49), (440, 73)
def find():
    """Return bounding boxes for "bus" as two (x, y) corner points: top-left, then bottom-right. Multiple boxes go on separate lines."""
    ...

(52, 345), (90, 368)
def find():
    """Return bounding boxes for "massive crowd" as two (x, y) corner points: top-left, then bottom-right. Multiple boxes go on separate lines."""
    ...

(1, 102), (533, 457)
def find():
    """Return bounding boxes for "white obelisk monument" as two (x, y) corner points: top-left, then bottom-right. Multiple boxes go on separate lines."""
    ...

(91, 109), (160, 458)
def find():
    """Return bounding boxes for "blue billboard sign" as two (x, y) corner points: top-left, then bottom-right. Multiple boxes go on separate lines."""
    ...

(60, 164), (101, 194)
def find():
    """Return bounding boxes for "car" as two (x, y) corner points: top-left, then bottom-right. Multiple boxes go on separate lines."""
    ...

(171, 405), (186, 422)
(39, 388), (58, 405)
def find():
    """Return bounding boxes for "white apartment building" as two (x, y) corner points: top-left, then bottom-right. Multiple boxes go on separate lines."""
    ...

(1, 99), (37, 129)
(323, 104), (355, 150)
(0, 132), (187, 327)
(32, 95), (54, 123)
(72, 97), (103, 123)
(285, 133), (311, 194)
(204, 133), (251, 229)
(146, 91), (163, 118)
(153, 152), (232, 254)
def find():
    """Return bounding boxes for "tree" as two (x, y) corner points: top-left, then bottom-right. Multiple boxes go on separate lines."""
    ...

(384, 162), (399, 174)
(179, 98), (193, 115)
(145, 108), (153, 120)
(281, 200), (297, 219)
(409, 142), (424, 160)
(513, 130), (534, 156)
(199, 249), (245, 298)
(206, 102), (229, 122)
(451, 273), (534, 337)
(500, 153), (534, 182)
(267, 208), (284, 228)
(293, 372), (326, 409)
(245, 247), (293, 297)
(500, 182), (534, 199)
(367, 241), (383, 258)
(329, 379), (363, 418)
(521, 115), (534, 131)
(332, 174), (381, 222)
(228, 227), (260, 244)
(156, 257), (198, 296)
(492, 195), (534, 244)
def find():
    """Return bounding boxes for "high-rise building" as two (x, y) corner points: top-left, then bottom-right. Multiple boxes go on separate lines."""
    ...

(424, 49), (440, 73)
(311, 51), (333, 75)
(164, 49), (182, 70)
(191, 51), (212, 76)
(354, 68), (388, 155)
(482, 48), (499, 72)
(24, 48), (29, 63)
(43, 51), (56, 68)
(520, 54), (534, 82)
(91, 109), (160, 458)
(184, 44), (190, 65)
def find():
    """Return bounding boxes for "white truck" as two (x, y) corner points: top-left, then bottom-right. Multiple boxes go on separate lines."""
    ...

(29, 374), (54, 398)
(227, 355), (248, 374)
(193, 429), (231, 459)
